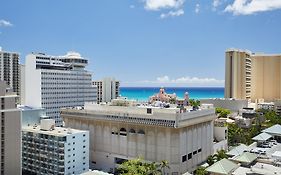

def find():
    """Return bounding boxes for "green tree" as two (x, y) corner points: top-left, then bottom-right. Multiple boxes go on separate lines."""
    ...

(194, 167), (207, 175)
(118, 158), (169, 175)
(189, 99), (200, 110)
(215, 107), (231, 118)
(214, 150), (228, 161)
(206, 155), (215, 166)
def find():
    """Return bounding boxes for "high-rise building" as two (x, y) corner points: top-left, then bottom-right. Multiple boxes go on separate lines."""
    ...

(225, 49), (281, 101)
(22, 119), (89, 175)
(0, 48), (20, 95)
(0, 81), (21, 175)
(93, 77), (119, 103)
(19, 64), (25, 104)
(225, 49), (252, 100)
(25, 51), (96, 126)
(61, 99), (216, 174)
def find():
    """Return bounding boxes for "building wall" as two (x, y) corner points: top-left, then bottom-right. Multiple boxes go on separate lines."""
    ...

(19, 64), (25, 105)
(63, 117), (214, 174)
(225, 49), (281, 102)
(0, 81), (21, 175)
(93, 78), (119, 103)
(200, 99), (248, 112)
(251, 55), (281, 101)
(25, 53), (96, 126)
(225, 50), (251, 100)
(0, 50), (20, 95)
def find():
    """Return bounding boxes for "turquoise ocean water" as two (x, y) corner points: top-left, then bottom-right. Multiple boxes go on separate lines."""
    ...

(120, 87), (224, 102)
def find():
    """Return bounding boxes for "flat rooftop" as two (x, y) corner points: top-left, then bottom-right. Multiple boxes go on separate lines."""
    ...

(22, 125), (87, 137)
(61, 102), (216, 128)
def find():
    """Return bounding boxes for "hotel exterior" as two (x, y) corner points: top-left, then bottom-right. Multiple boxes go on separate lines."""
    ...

(61, 100), (216, 174)
(225, 49), (281, 101)
(22, 119), (89, 175)
(0, 81), (21, 175)
(25, 51), (97, 126)
(93, 77), (119, 103)
(0, 48), (20, 95)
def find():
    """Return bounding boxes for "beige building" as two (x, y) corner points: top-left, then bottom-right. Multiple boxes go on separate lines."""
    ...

(61, 101), (216, 174)
(0, 81), (21, 175)
(225, 49), (281, 101)
(93, 77), (119, 103)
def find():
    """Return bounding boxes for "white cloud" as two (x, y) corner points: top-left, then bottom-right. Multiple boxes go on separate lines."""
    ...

(160, 9), (184, 18)
(225, 0), (281, 15)
(123, 76), (224, 87)
(144, 0), (185, 11)
(141, 0), (185, 18)
(130, 5), (135, 9)
(195, 4), (200, 13)
(213, 0), (221, 8)
(0, 20), (13, 27)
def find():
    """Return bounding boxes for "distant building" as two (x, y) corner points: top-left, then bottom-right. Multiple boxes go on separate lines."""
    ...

(61, 99), (217, 174)
(22, 119), (89, 175)
(93, 77), (119, 103)
(25, 51), (96, 126)
(0, 48), (20, 95)
(0, 81), (21, 175)
(225, 48), (281, 101)
(200, 98), (248, 112)
(19, 64), (25, 104)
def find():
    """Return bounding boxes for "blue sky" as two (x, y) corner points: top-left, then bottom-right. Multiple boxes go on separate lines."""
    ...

(1, 0), (281, 87)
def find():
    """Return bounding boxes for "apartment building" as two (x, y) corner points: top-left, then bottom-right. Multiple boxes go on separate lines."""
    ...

(61, 100), (216, 174)
(25, 51), (97, 126)
(93, 77), (119, 103)
(225, 49), (281, 101)
(0, 47), (20, 95)
(22, 119), (89, 175)
(0, 81), (21, 175)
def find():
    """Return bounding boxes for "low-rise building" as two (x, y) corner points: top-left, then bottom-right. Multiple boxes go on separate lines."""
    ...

(61, 100), (217, 174)
(200, 98), (248, 112)
(22, 119), (89, 175)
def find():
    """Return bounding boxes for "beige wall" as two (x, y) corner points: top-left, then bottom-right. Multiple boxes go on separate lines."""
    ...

(251, 55), (281, 101)
(225, 49), (281, 102)
(62, 115), (214, 174)
(225, 50), (251, 100)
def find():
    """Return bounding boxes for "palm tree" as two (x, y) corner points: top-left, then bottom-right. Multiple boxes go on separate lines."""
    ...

(206, 155), (215, 166)
(195, 167), (207, 175)
(159, 160), (170, 175)
(214, 150), (228, 161)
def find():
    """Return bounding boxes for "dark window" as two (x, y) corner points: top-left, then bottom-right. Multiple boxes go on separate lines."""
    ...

(188, 153), (192, 160)
(182, 155), (187, 162)
(193, 151), (197, 155)
(147, 108), (152, 114)
(198, 148), (202, 153)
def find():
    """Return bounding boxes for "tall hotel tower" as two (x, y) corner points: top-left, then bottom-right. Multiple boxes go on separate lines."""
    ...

(93, 77), (120, 103)
(224, 49), (252, 100)
(225, 48), (281, 101)
(25, 51), (97, 126)
(0, 81), (21, 175)
(0, 47), (20, 95)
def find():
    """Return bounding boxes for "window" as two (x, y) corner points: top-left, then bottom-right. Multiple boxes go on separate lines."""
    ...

(138, 130), (145, 135)
(188, 153), (192, 160)
(198, 148), (202, 153)
(72, 136), (75, 139)
(182, 155), (187, 162)
(120, 128), (127, 136)
(147, 108), (152, 114)
(193, 151), (197, 155)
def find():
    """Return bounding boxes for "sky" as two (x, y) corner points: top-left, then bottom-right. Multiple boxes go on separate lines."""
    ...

(1, 0), (281, 87)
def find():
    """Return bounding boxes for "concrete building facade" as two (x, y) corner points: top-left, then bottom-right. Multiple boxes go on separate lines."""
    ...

(61, 102), (216, 174)
(0, 48), (20, 95)
(22, 119), (89, 175)
(93, 77), (119, 103)
(0, 81), (21, 175)
(25, 51), (96, 126)
(225, 49), (281, 102)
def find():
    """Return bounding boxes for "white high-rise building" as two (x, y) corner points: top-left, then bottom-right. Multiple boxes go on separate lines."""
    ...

(93, 77), (119, 103)
(25, 51), (96, 126)
(0, 48), (20, 95)
(22, 119), (89, 175)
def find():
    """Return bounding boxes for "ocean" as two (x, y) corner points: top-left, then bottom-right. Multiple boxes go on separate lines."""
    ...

(120, 87), (224, 102)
